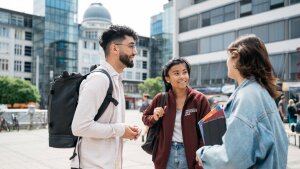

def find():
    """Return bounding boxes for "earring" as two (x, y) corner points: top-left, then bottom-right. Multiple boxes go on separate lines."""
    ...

(167, 81), (170, 83)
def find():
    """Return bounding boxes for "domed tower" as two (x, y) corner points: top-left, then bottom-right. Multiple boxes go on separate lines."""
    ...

(82, 3), (112, 26)
(78, 3), (112, 74)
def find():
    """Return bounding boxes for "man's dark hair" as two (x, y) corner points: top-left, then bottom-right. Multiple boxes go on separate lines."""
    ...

(99, 25), (138, 55)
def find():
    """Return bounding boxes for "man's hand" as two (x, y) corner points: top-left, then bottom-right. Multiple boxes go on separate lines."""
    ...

(122, 125), (140, 140)
(130, 125), (141, 140)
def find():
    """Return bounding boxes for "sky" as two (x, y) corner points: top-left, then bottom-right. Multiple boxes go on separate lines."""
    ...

(0, 0), (168, 37)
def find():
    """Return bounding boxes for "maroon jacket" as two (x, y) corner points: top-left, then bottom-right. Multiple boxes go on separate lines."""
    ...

(142, 87), (210, 169)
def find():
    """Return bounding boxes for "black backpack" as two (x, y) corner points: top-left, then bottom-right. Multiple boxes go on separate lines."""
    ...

(48, 67), (118, 149)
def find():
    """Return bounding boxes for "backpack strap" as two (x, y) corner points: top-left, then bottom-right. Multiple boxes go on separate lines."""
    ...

(91, 69), (119, 121)
(69, 68), (119, 163)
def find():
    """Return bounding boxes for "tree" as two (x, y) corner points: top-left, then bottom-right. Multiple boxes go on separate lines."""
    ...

(0, 76), (40, 107)
(138, 77), (163, 99)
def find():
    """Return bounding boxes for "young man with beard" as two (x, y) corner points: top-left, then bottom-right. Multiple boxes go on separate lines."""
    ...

(71, 25), (141, 169)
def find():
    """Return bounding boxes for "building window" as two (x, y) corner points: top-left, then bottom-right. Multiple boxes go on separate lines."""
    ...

(25, 32), (32, 41)
(211, 7), (224, 25)
(224, 4), (235, 21)
(24, 17), (32, 28)
(202, 12), (210, 27)
(14, 60), (22, 72)
(142, 73), (147, 80)
(194, 0), (207, 4)
(270, 0), (284, 9)
(14, 44), (22, 55)
(0, 12), (9, 24)
(142, 61), (147, 69)
(11, 15), (23, 26)
(84, 41), (87, 48)
(252, 24), (269, 42)
(179, 40), (198, 56)
(0, 27), (9, 38)
(269, 21), (284, 42)
(25, 46), (32, 56)
(93, 42), (97, 50)
(0, 42), (9, 52)
(200, 38), (210, 54)
(126, 71), (133, 79)
(142, 50), (148, 57)
(240, 0), (252, 17)
(210, 34), (223, 52)
(270, 54), (285, 79)
(290, 17), (300, 39)
(24, 62), (32, 72)
(252, 0), (269, 14)
(15, 30), (22, 40)
(136, 60), (142, 68)
(290, 0), (300, 5)
(136, 72), (141, 80)
(0, 59), (8, 71)
(223, 32), (235, 49)
(290, 52), (300, 80)
(179, 18), (189, 33)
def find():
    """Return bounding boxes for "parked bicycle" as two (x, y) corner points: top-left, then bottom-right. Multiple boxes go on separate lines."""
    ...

(11, 113), (19, 131)
(0, 114), (10, 132)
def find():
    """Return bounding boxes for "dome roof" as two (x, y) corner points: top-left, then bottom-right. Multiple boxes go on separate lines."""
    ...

(83, 3), (111, 22)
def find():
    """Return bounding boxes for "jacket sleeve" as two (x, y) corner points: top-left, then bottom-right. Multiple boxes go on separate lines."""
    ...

(71, 72), (125, 139)
(196, 99), (274, 169)
(142, 93), (161, 127)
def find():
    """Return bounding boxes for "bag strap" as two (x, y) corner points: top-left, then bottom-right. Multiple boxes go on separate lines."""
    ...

(156, 92), (167, 129)
(91, 69), (119, 121)
(69, 68), (119, 163)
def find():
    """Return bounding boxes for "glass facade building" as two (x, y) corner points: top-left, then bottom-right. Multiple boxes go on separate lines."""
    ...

(150, 1), (174, 78)
(33, 0), (78, 108)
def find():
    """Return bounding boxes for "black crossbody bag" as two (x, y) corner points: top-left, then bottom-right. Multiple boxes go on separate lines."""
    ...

(141, 92), (167, 157)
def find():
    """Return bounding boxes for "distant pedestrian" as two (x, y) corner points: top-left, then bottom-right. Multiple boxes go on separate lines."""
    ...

(140, 93), (150, 113)
(287, 99), (297, 124)
(278, 95), (286, 121)
(142, 58), (210, 169)
(140, 93), (151, 142)
(196, 34), (288, 169)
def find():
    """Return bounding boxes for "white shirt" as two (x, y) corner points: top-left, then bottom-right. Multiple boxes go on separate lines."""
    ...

(71, 61), (126, 169)
(172, 109), (183, 143)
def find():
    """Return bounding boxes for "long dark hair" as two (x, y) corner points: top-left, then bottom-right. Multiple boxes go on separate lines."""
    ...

(227, 34), (280, 98)
(162, 58), (191, 92)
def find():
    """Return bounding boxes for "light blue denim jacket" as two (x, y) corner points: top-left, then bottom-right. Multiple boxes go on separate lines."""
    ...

(196, 78), (288, 169)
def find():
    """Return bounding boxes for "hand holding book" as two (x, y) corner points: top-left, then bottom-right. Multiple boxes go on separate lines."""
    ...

(198, 105), (226, 146)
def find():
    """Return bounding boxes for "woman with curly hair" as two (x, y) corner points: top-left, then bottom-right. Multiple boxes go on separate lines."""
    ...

(196, 34), (288, 169)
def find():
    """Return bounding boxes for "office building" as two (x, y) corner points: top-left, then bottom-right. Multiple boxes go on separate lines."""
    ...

(0, 2), (151, 108)
(173, 0), (300, 94)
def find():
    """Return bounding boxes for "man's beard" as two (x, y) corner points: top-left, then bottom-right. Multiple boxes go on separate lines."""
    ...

(119, 53), (134, 68)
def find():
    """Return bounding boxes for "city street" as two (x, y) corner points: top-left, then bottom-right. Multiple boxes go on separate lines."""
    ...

(0, 110), (299, 169)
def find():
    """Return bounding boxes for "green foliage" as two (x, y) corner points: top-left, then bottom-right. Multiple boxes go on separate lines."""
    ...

(138, 76), (163, 99)
(0, 76), (40, 105)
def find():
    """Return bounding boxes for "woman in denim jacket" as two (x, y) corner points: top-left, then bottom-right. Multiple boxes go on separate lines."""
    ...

(196, 35), (288, 169)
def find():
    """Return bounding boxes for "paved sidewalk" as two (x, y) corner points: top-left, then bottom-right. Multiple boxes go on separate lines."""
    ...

(0, 110), (299, 169)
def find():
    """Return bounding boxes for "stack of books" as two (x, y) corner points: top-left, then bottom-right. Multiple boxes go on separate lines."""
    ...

(198, 105), (226, 146)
